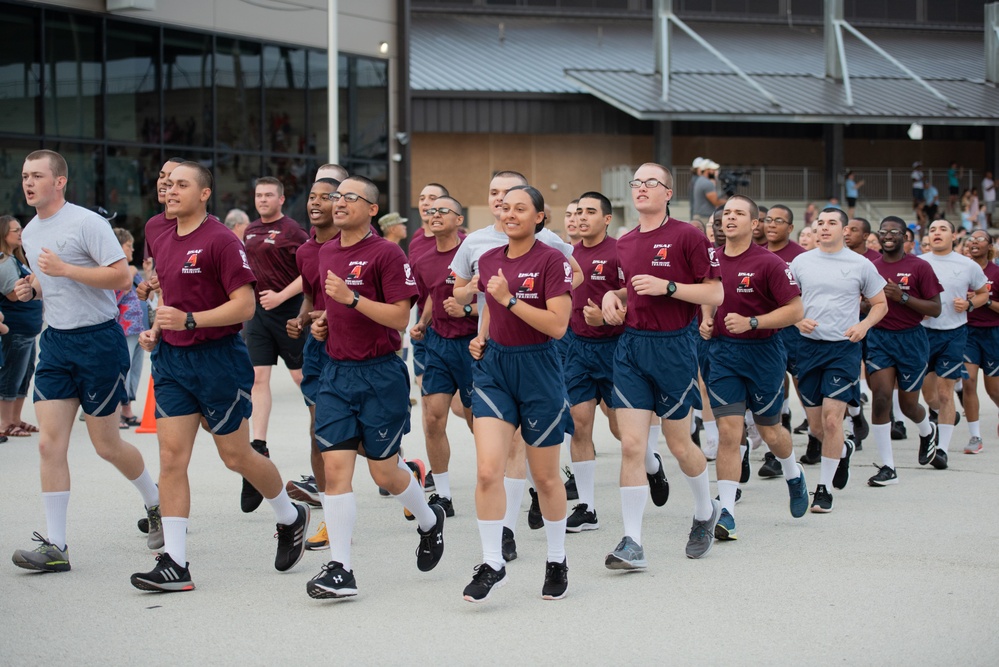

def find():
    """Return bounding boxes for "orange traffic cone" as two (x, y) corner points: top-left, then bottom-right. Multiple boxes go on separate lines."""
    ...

(135, 376), (157, 434)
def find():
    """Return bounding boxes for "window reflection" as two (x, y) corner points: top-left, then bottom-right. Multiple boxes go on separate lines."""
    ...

(0, 5), (41, 135)
(264, 46), (307, 154)
(44, 12), (101, 139)
(217, 39), (262, 151)
(106, 23), (159, 143)
(163, 30), (212, 147)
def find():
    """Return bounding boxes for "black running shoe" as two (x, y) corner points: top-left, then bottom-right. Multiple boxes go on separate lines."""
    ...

(740, 444), (751, 484)
(137, 517), (149, 534)
(758, 452), (783, 479)
(800, 435), (822, 465)
(930, 449), (949, 470)
(563, 466), (578, 501)
(463, 563), (507, 603)
(286, 475), (322, 507)
(810, 484), (833, 513)
(647, 452), (670, 507)
(868, 464), (898, 487)
(565, 504), (599, 533)
(852, 411), (869, 443)
(424, 471), (435, 492)
(918, 422), (938, 466)
(793, 418), (809, 434)
(240, 439), (269, 513)
(891, 420), (907, 441)
(428, 493), (454, 517)
(527, 488), (543, 530)
(130, 553), (194, 592)
(307, 561), (357, 599)
(502, 527), (517, 562)
(833, 438), (854, 490)
(781, 411), (792, 433)
(274, 504), (310, 572)
(416, 504), (445, 572)
(542, 559), (568, 600)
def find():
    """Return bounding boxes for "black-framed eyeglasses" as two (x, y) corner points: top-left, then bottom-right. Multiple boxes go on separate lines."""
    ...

(308, 193), (336, 202)
(329, 192), (375, 204)
(628, 179), (669, 189)
(764, 217), (790, 225)
(878, 229), (905, 237)
(426, 207), (459, 216)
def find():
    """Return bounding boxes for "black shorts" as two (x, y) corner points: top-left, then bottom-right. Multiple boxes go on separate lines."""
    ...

(949, 186), (959, 196)
(244, 297), (305, 369)
(846, 197), (857, 208)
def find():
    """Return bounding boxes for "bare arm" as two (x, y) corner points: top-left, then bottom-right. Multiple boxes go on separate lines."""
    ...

(36, 251), (132, 291)
(631, 275), (724, 307)
(844, 291), (887, 342)
(259, 275), (304, 310)
(155, 283), (256, 331)
(453, 274), (478, 305)
(723, 296), (803, 335)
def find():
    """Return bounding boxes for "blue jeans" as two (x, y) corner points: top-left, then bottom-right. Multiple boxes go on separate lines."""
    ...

(0, 333), (37, 400)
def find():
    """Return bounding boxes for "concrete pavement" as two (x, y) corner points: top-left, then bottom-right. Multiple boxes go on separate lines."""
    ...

(1, 363), (997, 665)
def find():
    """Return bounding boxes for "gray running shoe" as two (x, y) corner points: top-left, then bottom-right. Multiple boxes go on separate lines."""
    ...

(604, 536), (647, 570)
(12, 532), (71, 572)
(146, 505), (164, 550)
(685, 499), (720, 559)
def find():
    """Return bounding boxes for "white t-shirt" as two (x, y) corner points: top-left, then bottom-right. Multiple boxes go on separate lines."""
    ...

(919, 251), (988, 330)
(911, 170), (924, 189)
(982, 177), (996, 204)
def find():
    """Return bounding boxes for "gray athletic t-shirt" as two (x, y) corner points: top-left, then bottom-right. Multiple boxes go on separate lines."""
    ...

(790, 247), (886, 342)
(918, 251), (988, 331)
(691, 176), (717, 219)
(21, 202), (125, 330)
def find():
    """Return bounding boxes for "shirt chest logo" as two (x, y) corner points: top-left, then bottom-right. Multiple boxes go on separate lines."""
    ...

(652, 244), (671, 267)
(590, 260), (607, 281)
(446, 270), (457, 286)
(737, 273), (754, 293)
(182, 250), (203, 274)
(265, 230), (281, 245)
(517, 273), (540, 299)
(346, 261), (366, 286)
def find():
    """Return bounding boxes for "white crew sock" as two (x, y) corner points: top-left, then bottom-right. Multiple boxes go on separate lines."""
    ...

(872, 422), (894, 470)
(478, 519), (504, 570)
(937, 424), (954, 454)
(266, 487), (299, 526)
(968, 421), (981, 438)
(892, 390), (902, 419)
(645, 426), (660, 474)
(42, 491), (70, 551)
(326, 492), (356, 572)
(130, 468), (159, 508)
(544, 517), (568, 563)
(573, 460), (596, 511)
(685, 468), (714, 521)
(782, 398), (790, 415)
(318, 492), (326, 509)
(843, 417), (855, 438)
(394, 474), (436, 531)
(162, 516), (188, 566)
(778, 453), (800, 481)
(434, 471), (452, 500)
(525, 462), (535, 488)
(717, 479), (739, 515)
(916, 414), (932, 437)
(819, 456), (838, 488)
(848, 404), (861, 418)
(502, 477), (524, 531)
(620, 486), (647, 544)
(704, 420), (719, 442)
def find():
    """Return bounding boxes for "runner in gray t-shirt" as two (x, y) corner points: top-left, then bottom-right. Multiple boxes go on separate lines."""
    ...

(788, 208), (887, 513)
(11, 150), (163, 575)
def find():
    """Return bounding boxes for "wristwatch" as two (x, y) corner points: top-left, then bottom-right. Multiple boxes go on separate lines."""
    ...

(185, 312), (197, 330)
(507, 296), (518, 310)
(749, 317), (759, 330)
(966, 300), (975, 312)
(346, 290), (360, 309)
(665, 280), (677, 297)
(900, 292), (910, 305)
(463, 304), (473, 317)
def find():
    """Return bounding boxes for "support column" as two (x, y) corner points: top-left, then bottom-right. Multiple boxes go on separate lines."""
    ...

(986, 125), (998, 175)
(823, 123), (844, 200)
(654, 120), (673, 172)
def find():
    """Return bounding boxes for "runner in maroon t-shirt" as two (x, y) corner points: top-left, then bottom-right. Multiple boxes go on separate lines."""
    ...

(306, 176), (444, 601)
(700, 196), (806, 540)
(844, 215), (878, 444)
(409, 196), (477, 517)
(130, 162), (308, 593)
(959, 230), (999, 453)
(865, 216), (943, 486)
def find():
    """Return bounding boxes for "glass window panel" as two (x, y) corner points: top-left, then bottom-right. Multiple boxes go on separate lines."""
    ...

(263, 45), (307, 154)
(345, 159), (388, 209)
(106, 22), (160, 143)
(214, 152), (261, 220)
(263, 155), (311, 227)
(46, 142), (103, 210)
(44, 11), (101, 139)
(216, 38), (262, 151)
(351, 57), (388, 161)
(0, 4), (42, 135)
(163, 30), (213, 147)
(105, 145), (162, 251)
(0, 139), (42, 221)
(307, 50), (332, 159)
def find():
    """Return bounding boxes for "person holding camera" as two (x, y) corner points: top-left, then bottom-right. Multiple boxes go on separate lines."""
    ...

(691, 159), (726, 225)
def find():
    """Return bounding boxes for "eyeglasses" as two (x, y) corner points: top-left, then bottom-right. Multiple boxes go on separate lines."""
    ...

(329, 192), (375, 204)
(426, 207), (459, 216)
(967, 235), (991, 243)
(878, 229), (905, 237)
(308, 193), (335, 202)
(764, 217), (790, 225)
(628, 179), (670, 189)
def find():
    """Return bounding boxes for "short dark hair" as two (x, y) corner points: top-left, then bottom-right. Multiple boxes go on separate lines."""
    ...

(492, 170), (528, 186)
(904, 228), (915, 242)
(727, 194), (759, 221)
(880, 215), (906, 230)
(424, 182), (449, 197)
(166, 156), (187, 165)
(928, 217), (956, 233)
(178, 161), (213, 190)
(577, 191), (612, 217)
(342, 175), (379, 203)
(821, 207), (848, 226)
(255, 176), (284, 197)
(314, 177), (340, 187)
(507, 185), (547, 233)
(852, 217), (871, 235)
(435, 195), (463, 215)
(768, 204), (794, 225)
(317, 163), (349, 181)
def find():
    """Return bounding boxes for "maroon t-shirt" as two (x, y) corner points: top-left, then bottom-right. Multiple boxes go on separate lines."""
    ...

(873, 254), (944, 330)
(968, 261), (999, 328)
(408, 230), (436, 262)
(478, 242), (573, 347)
(413, 242), (478, 339)
(144, 212), (223, 261)
(318, 233), (418, 361)
(615, 218), (721, 332)
(769, 240), (806, 267)
(243, 215), (309, 298)
(863, 248), (882, 263)
(571, 235), (624, 339)
(715, 242), (800, 340)
(296, 236), (328, 312)
(150, 219), (256, 346)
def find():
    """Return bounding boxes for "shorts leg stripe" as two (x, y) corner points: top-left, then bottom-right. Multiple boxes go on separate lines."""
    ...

(801, 395), (817, 407)
(866, 360), (882, 372)
(613, 386), (634, 410)
(385, 422), (407, 453)
(902, 366), (927, 393)
(827, 379), (858, 400)
(663, 379), (698, 419)
(756, 391), (782, 415)
(963, 355), (973, 363)
(708, 388), (729, 406)
(986, 366), (999, 377)
(473, 386), (504, 420)
(414, 358), (425, 372)
(315, 434), (337, 449)
(210, 389), (252, 435)
(93, 373), (127, 415)
(304, 395), (316, 407)
(530, 399), (569, 446)
(33, 387), (48, 401)
(938, 364), (962, 379)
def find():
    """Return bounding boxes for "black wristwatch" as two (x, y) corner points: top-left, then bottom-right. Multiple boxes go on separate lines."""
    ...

(507, 296), (518, 310)
(749, 316), (759, 330)
(966, 300), (975, 312)
(346, 290), (360, 309)
(900, 292), (910, 305)
(665, 281), (677, 297)
(185, 312), (197, 330)
(463, 304), (473, 317)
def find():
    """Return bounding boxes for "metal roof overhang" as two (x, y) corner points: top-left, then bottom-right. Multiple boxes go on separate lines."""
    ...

(565, 69), (999, 126)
